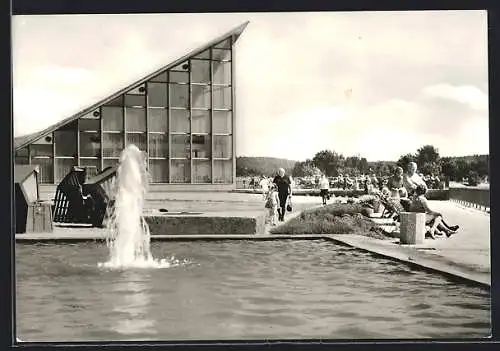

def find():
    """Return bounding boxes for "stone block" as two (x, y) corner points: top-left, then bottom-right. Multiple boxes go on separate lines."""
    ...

(144, 213), (266, 235)
(399, 212), (425, 245)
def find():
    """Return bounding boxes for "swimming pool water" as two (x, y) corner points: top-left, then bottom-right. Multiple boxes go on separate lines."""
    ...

(15, 240), (490, 341)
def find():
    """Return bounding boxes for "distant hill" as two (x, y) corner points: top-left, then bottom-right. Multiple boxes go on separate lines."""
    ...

(236, 157), (297, 177)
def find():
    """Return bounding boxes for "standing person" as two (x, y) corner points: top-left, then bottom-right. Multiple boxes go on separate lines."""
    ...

(319, 174), (330, 205)
(273, 168), (293, 222)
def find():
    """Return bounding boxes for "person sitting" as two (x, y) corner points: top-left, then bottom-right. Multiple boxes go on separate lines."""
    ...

(403, 162), (428, 197)
(388, 167), (408, 199)
(409, 185), (459, 239)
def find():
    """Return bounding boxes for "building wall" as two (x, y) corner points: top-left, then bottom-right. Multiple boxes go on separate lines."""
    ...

(14, 37), (236, 188)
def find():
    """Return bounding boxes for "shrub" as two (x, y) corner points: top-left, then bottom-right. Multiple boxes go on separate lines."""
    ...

(269, 203), (386, 238)
(467, 171), (481, 186)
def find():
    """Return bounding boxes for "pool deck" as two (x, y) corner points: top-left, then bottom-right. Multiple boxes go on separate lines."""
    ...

(15, 194), (490, 288)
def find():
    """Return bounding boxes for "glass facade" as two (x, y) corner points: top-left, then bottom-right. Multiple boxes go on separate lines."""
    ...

(16, 37), (234, 185)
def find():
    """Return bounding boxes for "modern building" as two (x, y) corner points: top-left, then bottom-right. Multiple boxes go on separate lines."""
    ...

(13, 21), (248, 198)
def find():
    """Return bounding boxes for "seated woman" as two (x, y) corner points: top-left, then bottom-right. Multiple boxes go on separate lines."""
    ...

(409, 185), (459, 239)
(388, 167), (408, 198)
(387, 167), (411, 212)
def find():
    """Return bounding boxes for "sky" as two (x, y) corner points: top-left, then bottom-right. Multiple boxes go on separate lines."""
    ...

(12, 11), (489, 162)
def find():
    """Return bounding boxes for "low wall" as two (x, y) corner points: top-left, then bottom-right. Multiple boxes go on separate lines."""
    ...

(449, 187), (490, 209)
(144, 213), (266, 235)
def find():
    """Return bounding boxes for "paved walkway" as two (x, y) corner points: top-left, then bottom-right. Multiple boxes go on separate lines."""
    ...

(417, 200), (490, 274)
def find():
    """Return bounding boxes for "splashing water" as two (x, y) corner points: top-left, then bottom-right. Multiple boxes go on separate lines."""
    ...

(98, 145), (187, 269)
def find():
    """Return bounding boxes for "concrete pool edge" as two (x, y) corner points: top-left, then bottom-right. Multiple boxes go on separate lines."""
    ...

(324, 234), (491, 289)
(15, 232), (490, 288)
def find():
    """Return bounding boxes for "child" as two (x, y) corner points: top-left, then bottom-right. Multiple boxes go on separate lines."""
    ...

(264, 184), (280, 226)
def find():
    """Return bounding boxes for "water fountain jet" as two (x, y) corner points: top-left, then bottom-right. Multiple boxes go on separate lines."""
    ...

(98, 144), (182, 269)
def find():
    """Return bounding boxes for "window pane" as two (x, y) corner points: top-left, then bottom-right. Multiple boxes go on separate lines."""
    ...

(171, 135), (190, 158)
(213, 86), (232, 109)
(151, 72), (167, 82)
(102, 107), (124, 131)
(126, 133), (147, 152)
(54, 130), (77, 157)
(125, 94), (146, 107)
(16, 147), (29, 157)
(171, 62), (189, 71)
(15, 147), (29, 164)
(191, 60), (211, 83)
(125, 108), (146, 132)
(194, 49), (210, 59)
(55, 158), (77, 183)
(149, 159), (169, 183)
(102, 133), (123, 157)
(191, 110), (211, 134)
(79, 132), (101, 157)
(103, 158), (119, 171)
(212, 48), (231, 61)
(81, 109), (101, 119)
(192, 85), (211, 109)
(129, 84), (146, 95)
(79, 118), (100, 131)
(171, 159), (191, 183)
(214, 160), (233, 184)
(148, 133), (168, 158)
(213, 111), (232, 134)
(31, 144), (52, 157)
(192, 135), (211, 158)
(215, 38), (231, 49)
(79, 159), (100, 178)
(169, 71), (189, 83)
(170, 110), (190, 133)
(193, 160), (211, 183)
(15, 156), (29, 165)
(31, 158), (54, 184)
(148, 109), (167, 132)
(169, 84), (189, 108)
(104, 95), (124, 106)
(213, 61), (231, 85)
(213, 135), (232, 158)
(147, 83), (167, 108)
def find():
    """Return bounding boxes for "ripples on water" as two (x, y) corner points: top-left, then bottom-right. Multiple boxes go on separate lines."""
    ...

(15, 240), (490, 341)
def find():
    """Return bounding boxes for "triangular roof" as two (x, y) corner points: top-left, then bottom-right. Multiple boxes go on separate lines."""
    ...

(14, 21), (249, 150)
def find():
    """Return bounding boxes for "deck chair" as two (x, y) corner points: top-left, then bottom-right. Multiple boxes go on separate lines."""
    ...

(52, 166), (118, 227)
(379, 194), (411, 222)
(82, 165), (118, 227)
(52, 167), (88, 224)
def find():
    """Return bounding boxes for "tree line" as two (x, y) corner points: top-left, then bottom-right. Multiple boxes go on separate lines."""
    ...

(237, 145), (489, 185)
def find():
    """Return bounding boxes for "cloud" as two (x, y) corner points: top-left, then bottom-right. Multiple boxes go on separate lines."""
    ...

(422, 83), (488, 111)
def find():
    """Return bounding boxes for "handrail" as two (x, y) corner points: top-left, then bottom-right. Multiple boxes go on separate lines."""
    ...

(449, 187), (490, 210)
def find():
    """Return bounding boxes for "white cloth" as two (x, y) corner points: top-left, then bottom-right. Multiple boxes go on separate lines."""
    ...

(319, 178), (330, 190)
(404, 173), (427, 191)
